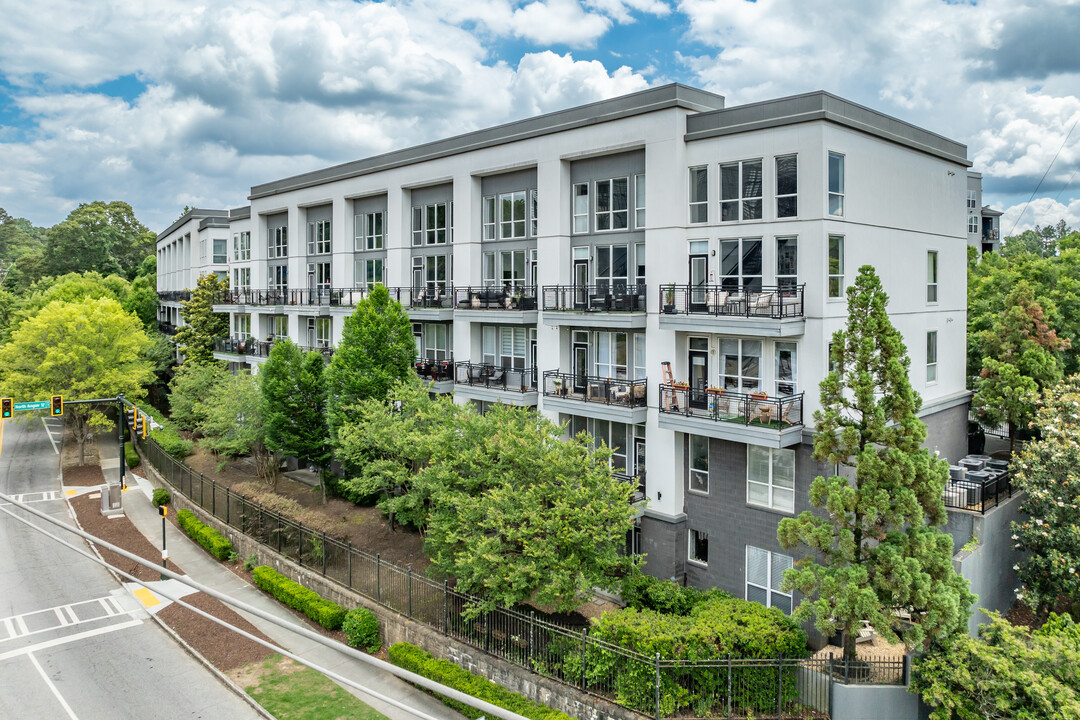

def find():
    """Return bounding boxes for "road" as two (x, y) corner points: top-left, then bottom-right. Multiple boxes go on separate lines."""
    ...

(0, 416), (263, 720)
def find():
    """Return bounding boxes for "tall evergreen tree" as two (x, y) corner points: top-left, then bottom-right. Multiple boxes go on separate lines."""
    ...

(324, 283), (415, 435)
(174, 273), (228, 366)
(261, 339), (331, 502)
(777, 266), (972, 660)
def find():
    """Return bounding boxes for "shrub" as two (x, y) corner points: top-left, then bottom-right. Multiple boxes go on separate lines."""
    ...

(152, 488), (171, 507)
(251, 566), (346, 630)
(621, 571), (732, 615)
(124, 442), (141, 468)
(388, 642), (572, 720)
(343, 607), (380, 652)
(588, 597), (809, 716)
(150, 418), (194, 458)
(176, 508), (234, 561)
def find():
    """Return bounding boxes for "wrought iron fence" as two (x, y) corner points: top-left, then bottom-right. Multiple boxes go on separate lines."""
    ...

(542, 371), (647, 408)
(942, 473), (1013, 514)
(660, 384), (804, 429)
(141, 437), (906, 719)
(542, 284), (646, 312)
(659, 283), (805, 319)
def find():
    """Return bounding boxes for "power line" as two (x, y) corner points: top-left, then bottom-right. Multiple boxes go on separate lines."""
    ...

(0, 491), (531, 720)
(1007, 113), (1080, 238)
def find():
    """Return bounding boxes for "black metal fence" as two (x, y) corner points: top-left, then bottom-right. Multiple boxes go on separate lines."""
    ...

(659, 284), (805, 320)
(942, 473), (1013, 514)
(659, 384), (804, 429)
(142, 438), (906, 719)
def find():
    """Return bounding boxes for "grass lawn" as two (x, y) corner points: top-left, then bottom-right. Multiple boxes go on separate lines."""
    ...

(236, 654), (389, 720)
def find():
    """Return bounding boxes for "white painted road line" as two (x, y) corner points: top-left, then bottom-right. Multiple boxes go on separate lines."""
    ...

(41, 417), (60, 455)
(0, 619), (142, 662)
(27, 652), (79, 720)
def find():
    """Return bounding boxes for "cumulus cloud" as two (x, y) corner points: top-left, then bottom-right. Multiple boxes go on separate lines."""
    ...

(1000, 196), (1080, 236)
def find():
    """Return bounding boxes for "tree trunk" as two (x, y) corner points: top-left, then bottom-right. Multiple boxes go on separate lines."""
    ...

(78, 435), (85, 465)
(1009, 422), (1016, 455)
(844, 622), (858, 662)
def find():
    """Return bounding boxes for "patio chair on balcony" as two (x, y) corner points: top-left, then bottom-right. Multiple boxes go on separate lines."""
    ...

(488, 368), (506, 387)
(780, 397), (799, 426)
(706, 290), (729, 314)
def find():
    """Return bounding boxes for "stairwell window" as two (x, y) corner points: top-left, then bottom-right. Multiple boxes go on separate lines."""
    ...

(721, 159), (762, 221)
(828, 235), (844, 299)
(927, 251), (938, 303)
(927, 331), (938, 384)
(689, 529), (708, 566)
(828, 152), (845, 217)
(595, 177), (629, 231)
(689, 166), (708, 224)
(746, 546), (793, 613)
(776, 155), (798, 218)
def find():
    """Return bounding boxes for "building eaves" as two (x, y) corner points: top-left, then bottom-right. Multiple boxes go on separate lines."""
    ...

(157, 208), (229, 240)
(685, 91), (971, 167)
(198, 217), (230, 231)
(249, 83), (726, 200)
(981, 206), (1004, 217)
(229, 206), (252, 221)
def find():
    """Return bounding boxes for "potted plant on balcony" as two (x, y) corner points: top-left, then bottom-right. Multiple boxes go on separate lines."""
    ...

(552, 377), (564, 396)
(663, 284), (676, 314)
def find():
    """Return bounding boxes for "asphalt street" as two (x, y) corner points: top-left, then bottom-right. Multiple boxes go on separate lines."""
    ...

(0, 415), (263, 720)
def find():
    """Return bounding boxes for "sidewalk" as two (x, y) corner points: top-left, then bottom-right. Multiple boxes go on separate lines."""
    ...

(99, 440), (463, 720)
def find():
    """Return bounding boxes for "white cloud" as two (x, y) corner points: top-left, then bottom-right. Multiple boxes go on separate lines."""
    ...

(511, 0), (612, 47)
(1000, 197), (1080, 236)
(509, 51), (650, 116)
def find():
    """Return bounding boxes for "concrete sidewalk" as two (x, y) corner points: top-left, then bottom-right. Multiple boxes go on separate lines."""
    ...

(98, 440), (464, 720)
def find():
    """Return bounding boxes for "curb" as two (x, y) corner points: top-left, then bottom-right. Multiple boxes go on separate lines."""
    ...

(60, 462), (277, 720)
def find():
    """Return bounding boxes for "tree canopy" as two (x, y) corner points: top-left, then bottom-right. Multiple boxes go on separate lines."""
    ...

(777, 266), (972, 660)
(41, 201), (155, 279)
(174, 273), (229, 365)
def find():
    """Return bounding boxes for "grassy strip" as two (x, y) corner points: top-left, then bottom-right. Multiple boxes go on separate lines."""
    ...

(252, 565), (347, 630)
(388, 642), (572, 720)
(176, 508), (234, 560)
(241, 654), (388, 720)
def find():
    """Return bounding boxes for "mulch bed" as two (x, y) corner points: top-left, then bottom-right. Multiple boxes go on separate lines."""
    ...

(68, 491), (273, 671)
(64, 464), (107, 487)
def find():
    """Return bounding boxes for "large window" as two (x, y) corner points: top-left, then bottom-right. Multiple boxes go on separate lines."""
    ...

(269, 264), (288, 292)
(417, 323), (450, 361)
(775, 155), (798, 218)
(776, 342), (797, 396)
(269, 315), (288, 339)
(412, 255), (447, 292)
(233, 313), (251, 339)
(720, 237), (762, 292)
(573, 183), (589, 234)
(412, 203), (447, 245)
(689, 529), (708, 566)
(689, 435), (709, 494)
(595, 178), (629, 231)
(776, 236), (798, 291)
(596, 244), (629, 293)
(232, 267), (251, 291)
(213, 238), (227, 264)
(483, 249), (527, 289)
(310, 262), (331, 290)
(353, 258), (384, 289)
(594, 331), (628, 380)
(233, 231), (251, 261)
(828, 152), (845, 217)
(634, 174), (646, 228)
(828, 235), (844, 298)
(746, 546), (793, 613)
(968, 214), (979, 233)
(314, 317), (332, 348)
(354, 212), (383, 251)
(689, 166), (708, 224)
(307, 219), (331, 255)
(721, 338), (761, 393)
(747, 446), (795, 513)
(967, 190), (977, 210)
(927, 331), (938, 383)
(720, 160), (763, 221)
(268, 226), (288, 259)
(483, 326), (529, 369)
(927, 251), (938, 303)
(499, 191), (527, 239)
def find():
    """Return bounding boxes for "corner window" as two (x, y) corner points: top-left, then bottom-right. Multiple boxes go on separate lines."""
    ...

(828, 152), (845, 217)
(689, 529), (709, 566)
(689, 166), (708, 224)
(828, 235), (844, 299)
(572, 183), (589, 234)
(307, 219), (331, 255)
(689, 435), (709, 494)
(747, 446), (795, 513)
(595, 178), (629, 231)
(634, 174), (646, 229)
(927, 251), (938, 303)
(927, 331), (938, 383)
(720, 160), (763, 222)
(746, 546), (793, 613)
(775, 155), (798, 218)
(499, 191), (527, 240)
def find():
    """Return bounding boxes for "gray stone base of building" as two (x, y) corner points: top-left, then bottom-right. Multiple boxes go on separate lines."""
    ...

(637, 511), (686, 582)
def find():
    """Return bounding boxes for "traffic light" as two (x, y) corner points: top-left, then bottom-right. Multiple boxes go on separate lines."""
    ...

(51, 395), (63, 416)
(125, 408), (136, 428)
(135, 414), (146, 438)
(1, 398), (11, 419)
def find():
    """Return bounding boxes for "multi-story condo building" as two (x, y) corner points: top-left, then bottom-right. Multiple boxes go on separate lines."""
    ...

(965, 171), (1002, 254)
(157, 85), (976, 608)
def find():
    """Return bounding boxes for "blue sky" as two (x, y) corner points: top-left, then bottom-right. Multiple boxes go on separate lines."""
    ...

(0, 0), (1078, 234)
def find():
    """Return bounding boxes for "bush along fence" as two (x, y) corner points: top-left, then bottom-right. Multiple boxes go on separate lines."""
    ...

(143, 438), (906, 719)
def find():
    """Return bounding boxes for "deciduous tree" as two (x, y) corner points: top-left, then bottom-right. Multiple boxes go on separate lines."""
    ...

(0, 297), (154, 464)
(199, 370), (276, 483)
(174, 273), (229, 366)
(777, 266), (972, 661)
(42, 201), (155, 279)
(168, 362), (228, 430)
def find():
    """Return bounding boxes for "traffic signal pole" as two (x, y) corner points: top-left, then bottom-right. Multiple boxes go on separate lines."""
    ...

(117, 393), (126, 490)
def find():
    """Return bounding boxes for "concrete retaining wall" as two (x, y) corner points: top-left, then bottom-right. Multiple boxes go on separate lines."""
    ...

(831, 684), (921, 720)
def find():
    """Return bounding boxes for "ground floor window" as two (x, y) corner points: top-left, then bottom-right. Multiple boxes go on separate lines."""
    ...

(689, 529), (709, 566)
(745, 545), (792, 613)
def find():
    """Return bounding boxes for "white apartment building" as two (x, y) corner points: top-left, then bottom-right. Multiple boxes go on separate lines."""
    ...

(157, 85), (975, 604)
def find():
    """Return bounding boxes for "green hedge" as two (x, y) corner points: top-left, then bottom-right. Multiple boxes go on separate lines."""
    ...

(176, 509), (234, 561)
(150, 418), (193, 458)
(388, 642), (572, 720)
(124, 442), (141, 468)
(152, 488), (171, 507)
(343, 607), (381, 653)
(621, 570), (732, 615)
(586, 597), (809, 716)
(251, 566), (347, 630)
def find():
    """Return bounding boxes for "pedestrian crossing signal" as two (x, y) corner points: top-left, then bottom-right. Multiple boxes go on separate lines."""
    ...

(1, 398), (11, 419)
(51, 395), (63, 416)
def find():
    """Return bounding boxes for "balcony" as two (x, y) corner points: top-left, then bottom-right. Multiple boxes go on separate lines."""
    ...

(615, 472), (646, 504)
(414, 356), (455, 394)
(657, 384), (804, 448)
(211, 286), (456, 320)
(658, 284), (805, 337)
(454, 362), (538, 406)
(158, 290), (191, 302)
(453, 286), (538, 324)
(212, 337), (333, 364)
(157, 321), (177, 336)
(541, 371), (648, 424)
(541, 284), (647, 329)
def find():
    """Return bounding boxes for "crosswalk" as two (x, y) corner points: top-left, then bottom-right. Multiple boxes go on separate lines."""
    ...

(0, 490), (62, 507)
(0, 595), (131, 644)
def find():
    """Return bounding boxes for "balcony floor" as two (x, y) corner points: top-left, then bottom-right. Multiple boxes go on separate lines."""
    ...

(658, 411), (804, 448)
(658, 313), (805, 337)
(541, 394), (648, 424)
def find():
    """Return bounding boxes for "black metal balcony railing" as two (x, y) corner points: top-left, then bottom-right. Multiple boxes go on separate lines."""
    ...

(213, 286), (455, 310)
(542, 370), (647, 408)
(414, 356), (455, 383)
(659, 284), (805, 319)
(659, 384), (804, 428)
(615, 472), (646, 504)
(157, 290), (191, 302)
(453, 286), (538, 311)
(542, 284), (646, 313)
(455, 362), (537, 392)
(157, 321), (177, 336)
(943, 472), (1013, 514)
(213, 337), (333, 360)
